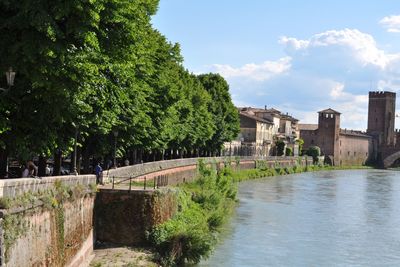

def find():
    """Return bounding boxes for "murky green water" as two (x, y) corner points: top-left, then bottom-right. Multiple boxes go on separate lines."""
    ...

(198, 170), (400, 267)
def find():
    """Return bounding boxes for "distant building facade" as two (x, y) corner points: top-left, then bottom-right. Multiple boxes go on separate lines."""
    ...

(300, 109), (373, 166)
(224, 106), (299, 157)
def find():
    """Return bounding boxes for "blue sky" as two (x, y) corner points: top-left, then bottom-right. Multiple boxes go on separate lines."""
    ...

(152, 0), (400, 129)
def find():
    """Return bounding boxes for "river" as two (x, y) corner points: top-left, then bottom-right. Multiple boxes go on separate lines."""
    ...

(198, 170), (400, 267)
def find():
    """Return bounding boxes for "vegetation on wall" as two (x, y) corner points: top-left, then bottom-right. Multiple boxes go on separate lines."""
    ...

(0, 181), (96, 263)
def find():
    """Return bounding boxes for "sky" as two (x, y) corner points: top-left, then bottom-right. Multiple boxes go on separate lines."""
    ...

(152, 0), (400, 130)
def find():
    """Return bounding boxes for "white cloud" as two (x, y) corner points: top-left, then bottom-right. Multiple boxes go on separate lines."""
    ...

(201, 28), (400, 130)
(212, 57), (291, 81)
(330, 82), (345, 99)
(281, 28), (390, 69)
(380, 15), (400, 33)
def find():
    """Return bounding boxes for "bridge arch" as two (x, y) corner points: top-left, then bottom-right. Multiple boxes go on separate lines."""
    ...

(383, 151), (400, 168)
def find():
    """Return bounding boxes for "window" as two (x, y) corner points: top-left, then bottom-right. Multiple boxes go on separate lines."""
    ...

(354, 152), (356, 156)
(325, 114), (329, 118)
(331, 114), (334, 118)
(348, 151), (350, 156)
(311, 139), (314, 144)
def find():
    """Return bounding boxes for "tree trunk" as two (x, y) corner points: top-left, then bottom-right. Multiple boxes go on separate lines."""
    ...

(77, 146), (81, 174)
(53, 150), (62, 176)
(0, 148), (8, 178)
(82, 146), (91, 174)
(70, 150), (75, 173)
(38, 155), (46, 177)
(138, 149), (143, 163)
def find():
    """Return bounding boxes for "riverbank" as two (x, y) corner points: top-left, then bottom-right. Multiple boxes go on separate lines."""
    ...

(90, 244), (158, 267)
(94, 163), (374, 266)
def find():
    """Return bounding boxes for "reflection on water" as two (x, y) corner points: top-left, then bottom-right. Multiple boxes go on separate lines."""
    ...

(198, 170), (400, 267)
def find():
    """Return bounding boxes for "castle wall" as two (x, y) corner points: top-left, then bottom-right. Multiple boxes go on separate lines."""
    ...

(338, 134), (372, 166)
(300, 129), (318, 152)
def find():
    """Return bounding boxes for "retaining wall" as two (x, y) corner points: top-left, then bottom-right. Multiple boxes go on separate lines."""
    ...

(0, 193), (95, 267)
(0, 156), (312, 266)
(105, 156), (312, 186)
(95, 189), (177, 245)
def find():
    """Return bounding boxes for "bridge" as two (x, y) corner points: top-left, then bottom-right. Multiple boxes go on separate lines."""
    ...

(380, 141), (400, 168)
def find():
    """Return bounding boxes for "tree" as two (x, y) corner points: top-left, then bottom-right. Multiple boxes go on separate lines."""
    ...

(276, 140), (285, 156)
(307, 146), (321, 163)
(0, 0), (241, 176)
(198, 74), (240, 155)
(296, 138), (304, 155)
(285, 147), (293, 156)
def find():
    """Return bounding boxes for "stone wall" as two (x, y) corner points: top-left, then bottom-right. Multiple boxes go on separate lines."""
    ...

(1, 193), (95, 267)
(104, 156), (311, 185)
(0, 174), (95, 198)
(338, 134), (372, 166)
(95, 189), (177, 245)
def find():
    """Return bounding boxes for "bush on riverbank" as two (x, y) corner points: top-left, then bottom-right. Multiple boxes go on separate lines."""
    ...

(147, 160), (237, 266)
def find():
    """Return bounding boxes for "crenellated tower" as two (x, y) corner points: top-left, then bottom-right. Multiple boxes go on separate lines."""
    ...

(367, 91), (396, 146)
(317, 108), (341, 165)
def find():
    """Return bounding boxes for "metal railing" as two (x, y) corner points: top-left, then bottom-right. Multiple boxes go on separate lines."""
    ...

(111, 174), (169, 191)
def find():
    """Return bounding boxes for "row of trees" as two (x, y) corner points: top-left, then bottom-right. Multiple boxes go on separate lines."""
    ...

(0, 0), (240, 176)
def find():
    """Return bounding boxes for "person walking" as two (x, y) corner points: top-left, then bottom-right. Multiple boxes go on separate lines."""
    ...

(95, 162), (103, 185)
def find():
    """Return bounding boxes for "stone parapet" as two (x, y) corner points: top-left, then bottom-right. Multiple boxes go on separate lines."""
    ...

(0, 174), (95, 198)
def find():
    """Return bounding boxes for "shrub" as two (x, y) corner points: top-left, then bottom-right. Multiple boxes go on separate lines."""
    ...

(276, 140), (285, 156)
(307, 146), (321, 163)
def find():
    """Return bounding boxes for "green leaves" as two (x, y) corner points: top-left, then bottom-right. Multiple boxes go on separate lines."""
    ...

(0, 0), (238, 164)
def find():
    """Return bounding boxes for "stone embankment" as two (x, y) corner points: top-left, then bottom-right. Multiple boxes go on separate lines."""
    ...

(0, 156), (312, 266)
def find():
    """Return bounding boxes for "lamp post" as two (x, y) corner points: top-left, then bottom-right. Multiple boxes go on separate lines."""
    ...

(113, 130), (119, 168)
(1, 67), (16, 92)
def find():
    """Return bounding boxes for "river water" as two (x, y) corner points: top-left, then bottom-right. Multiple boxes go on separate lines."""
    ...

(198, 170), (400, 267)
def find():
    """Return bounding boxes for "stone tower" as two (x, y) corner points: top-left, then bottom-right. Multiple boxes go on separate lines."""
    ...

(367, 91), (396, 146)
(317, 108), (341, 165)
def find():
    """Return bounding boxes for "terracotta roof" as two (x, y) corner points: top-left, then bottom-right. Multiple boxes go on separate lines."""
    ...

(239, 112), (273, 124)
(340, 129), (372, 138)
(281, 114), (299, 122)
(298, 124), (318, 131)
(318, 108), (341, 114)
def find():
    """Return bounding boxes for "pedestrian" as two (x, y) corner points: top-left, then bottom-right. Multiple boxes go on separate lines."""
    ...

(45, 164), (51, 176)
(95, 162), (103, 185)
(28, 161), (38, 177)
(21, 162), (29, 178)
(22, 161), (38, 178)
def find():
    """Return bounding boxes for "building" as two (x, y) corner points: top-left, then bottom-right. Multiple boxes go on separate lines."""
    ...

(224, 106), (299, 157)
(300, 108), (373, 166)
